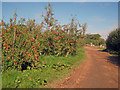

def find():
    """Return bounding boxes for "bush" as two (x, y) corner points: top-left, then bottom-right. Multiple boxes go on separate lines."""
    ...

(106, 28), (120, 53)
(1, 4), (87, 71)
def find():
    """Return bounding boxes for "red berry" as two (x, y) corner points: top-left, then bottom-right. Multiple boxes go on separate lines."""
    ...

(51, 28), (53, 31)
(3, 44), (5, 47)
(55, 32), (58, 34)
(29, 38), (32, 40)
(40, 26), (42, 28)
(68, 50), (70, 52)
(55, 38), (57, 40)
(25, 30), (28, 33)
(32, 46), (34, 48)
(11, 53), (13, 55)
(28, 54), (30, 56)
(47, 11), (49, 14)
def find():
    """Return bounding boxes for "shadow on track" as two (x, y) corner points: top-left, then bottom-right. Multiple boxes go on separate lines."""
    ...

(106, 55), (120, 67)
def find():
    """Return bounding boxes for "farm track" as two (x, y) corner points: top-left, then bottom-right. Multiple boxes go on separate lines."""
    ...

(51, 46), (119, 88)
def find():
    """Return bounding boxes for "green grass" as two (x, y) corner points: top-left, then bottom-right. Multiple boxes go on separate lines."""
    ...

(2, 47), (86, 88)
(97, 47), (106, 50)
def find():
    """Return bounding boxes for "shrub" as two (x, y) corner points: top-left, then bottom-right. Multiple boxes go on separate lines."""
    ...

(106, 28), (120, 52)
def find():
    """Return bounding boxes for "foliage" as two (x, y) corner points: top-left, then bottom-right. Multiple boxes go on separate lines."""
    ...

(1, 4), (87, 71)
(106, 28), (120, 55)
(85, 34), (106, 46)
(86, 34), (101, 40)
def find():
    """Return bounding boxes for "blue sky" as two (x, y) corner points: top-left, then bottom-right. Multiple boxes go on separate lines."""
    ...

(2, 2), (118, 40)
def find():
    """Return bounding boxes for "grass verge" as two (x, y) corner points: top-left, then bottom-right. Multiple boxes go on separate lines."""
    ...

(97, 47), (106, 50)
(2, 47), (86, 88)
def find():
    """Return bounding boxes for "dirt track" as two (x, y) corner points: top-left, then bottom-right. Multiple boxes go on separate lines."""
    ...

(51, 46), (118, 88)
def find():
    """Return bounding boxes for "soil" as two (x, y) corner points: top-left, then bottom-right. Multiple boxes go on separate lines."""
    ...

(50, 46), (119, 88)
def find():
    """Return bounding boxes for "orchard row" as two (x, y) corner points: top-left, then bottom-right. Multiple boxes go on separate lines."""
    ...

(1, 4), (87, 71)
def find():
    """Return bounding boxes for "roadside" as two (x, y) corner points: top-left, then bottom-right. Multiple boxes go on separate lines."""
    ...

(51, 46), (118, 88)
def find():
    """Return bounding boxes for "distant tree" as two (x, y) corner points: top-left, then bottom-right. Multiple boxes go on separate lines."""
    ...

(85, 34), (105, 46)
(99, 38), (106, 46)
(87, 34), (101, 40)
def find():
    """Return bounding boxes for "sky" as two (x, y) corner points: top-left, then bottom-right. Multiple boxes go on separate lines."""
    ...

(1, 1), (118, 40)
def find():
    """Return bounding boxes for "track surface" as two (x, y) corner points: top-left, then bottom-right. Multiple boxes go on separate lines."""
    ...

(51, 47), (118, 88)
